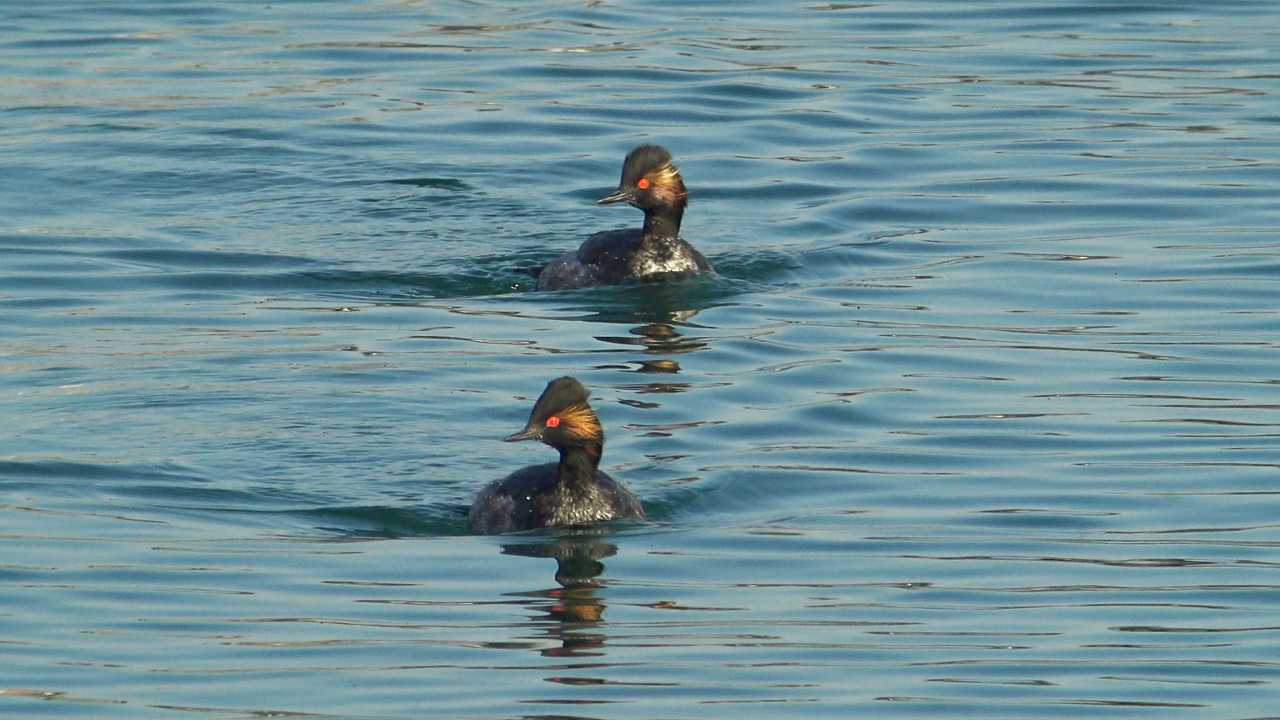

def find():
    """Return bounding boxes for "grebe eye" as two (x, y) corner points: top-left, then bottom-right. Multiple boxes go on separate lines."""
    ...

(545, 416), (561, 428)
(636, 177), (650, 190)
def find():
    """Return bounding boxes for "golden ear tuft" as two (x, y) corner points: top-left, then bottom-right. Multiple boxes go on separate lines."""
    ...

(558, 403), (601, 440)
(651, 162), (687, 204)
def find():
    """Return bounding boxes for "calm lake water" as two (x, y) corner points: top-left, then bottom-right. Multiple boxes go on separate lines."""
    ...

(3, 1), (1279, 717)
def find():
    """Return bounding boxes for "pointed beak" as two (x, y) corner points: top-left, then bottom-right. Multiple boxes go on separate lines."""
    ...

(504, 426), (541, 443)
(597, 187), (631, 205)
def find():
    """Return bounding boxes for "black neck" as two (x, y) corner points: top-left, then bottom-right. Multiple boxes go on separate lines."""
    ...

(641, 205), (683, 240)
(557, 442), (603, 490)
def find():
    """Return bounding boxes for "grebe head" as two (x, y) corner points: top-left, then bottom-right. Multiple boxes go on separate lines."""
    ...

(504, 376), (602, 450)
(597, 144), (688, 214)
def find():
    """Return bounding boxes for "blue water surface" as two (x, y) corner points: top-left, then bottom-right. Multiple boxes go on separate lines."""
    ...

(2, 1), (1279, 718)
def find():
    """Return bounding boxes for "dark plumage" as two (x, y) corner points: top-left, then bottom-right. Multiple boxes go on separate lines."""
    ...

(469, 377), (646, 535)
(537, 145), (712, 291)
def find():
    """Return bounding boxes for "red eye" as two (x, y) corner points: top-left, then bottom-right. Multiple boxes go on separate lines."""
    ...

(637, 177), (650, 190)
(545, 416), (561, 428)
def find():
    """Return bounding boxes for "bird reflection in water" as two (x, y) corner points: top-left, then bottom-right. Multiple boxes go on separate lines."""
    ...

(596, 313), (707, 386)
(500, 531), (619, 657)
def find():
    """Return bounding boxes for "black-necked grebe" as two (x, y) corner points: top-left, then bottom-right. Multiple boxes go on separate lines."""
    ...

(536, 145), (711, 291)
(469, 376), (645, 535)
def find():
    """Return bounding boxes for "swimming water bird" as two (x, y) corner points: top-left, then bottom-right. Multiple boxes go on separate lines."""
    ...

(536, 144), (711, 290)
(469, 376), (646, 534)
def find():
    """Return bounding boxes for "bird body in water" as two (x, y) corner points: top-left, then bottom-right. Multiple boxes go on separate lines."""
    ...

(537, 145), (711, 291)
(469, 377), (645, 535)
